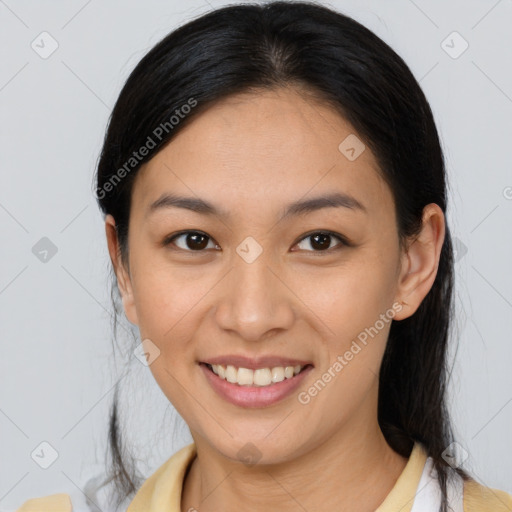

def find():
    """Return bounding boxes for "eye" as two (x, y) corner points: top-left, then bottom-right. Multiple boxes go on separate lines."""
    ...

(163, 231), (219, 252)
(163, 230), (349, 254)
(293, 231), (347, 253)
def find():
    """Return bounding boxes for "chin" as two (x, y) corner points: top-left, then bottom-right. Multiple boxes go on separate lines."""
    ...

(205, 431), (306, 467)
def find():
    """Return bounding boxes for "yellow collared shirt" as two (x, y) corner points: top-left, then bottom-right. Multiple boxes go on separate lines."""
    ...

(15, 441), (512, 512)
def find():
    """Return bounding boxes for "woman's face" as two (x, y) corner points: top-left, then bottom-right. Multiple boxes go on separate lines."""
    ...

(109, 86), (416, 464)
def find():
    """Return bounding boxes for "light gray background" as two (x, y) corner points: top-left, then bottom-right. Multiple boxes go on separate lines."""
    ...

(1, 0), (511, 510)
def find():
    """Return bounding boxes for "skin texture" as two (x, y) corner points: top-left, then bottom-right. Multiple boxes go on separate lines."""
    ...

(105, 86), (445, 512)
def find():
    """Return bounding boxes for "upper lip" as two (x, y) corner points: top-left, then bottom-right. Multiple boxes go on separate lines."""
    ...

(201, 355), (313, 370)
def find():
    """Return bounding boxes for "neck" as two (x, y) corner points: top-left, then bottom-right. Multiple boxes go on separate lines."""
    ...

(181, 414), (409, 512)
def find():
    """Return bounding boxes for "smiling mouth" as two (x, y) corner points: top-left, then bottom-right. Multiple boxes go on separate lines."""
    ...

(202, 362), (313, 387)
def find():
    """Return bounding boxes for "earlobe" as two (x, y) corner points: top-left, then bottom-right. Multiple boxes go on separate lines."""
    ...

(105, 215), (139, 326)
(393, 203), (445, 320)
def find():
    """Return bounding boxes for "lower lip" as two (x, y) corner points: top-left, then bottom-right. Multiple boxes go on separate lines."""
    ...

(200, 363), (314, 408)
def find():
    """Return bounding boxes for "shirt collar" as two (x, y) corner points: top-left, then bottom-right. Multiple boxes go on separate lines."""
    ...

(376, 442), (428, 512)
(127, 441), (427, 512)
(127, 442), (197, 512)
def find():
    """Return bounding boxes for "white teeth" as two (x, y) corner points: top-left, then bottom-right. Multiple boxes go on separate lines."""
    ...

(271, 366), (285, 383)
(237, 367), (253, 386)
(216, 364), (226, 379)
(253, 368), (272, 386)
(209, 363), (305, 387)
(225, 365), (238, 383)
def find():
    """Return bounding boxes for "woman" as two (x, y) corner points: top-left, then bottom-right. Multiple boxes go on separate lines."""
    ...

(16, 2), (512, 511)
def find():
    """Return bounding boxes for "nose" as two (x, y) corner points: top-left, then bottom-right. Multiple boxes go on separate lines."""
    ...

(214, 252), (295, 342)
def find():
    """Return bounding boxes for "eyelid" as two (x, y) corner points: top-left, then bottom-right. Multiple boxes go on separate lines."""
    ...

(293, 230), (349, 252)
(163, 230), (219, 250)
(163, 229), (350, 253)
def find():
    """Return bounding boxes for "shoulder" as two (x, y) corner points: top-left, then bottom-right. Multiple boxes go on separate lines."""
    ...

(13, 467), (118, 512)
(15, 493), (73, 512)
(464, 478), (512, 512)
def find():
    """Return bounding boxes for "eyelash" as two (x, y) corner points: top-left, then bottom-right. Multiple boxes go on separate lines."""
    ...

(162, 230), (350, 254)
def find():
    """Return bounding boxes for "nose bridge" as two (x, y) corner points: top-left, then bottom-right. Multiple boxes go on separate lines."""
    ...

(214, 242), (294, 341)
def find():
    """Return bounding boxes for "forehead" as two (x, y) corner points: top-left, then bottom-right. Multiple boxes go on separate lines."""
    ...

(131, 87), (394, 222)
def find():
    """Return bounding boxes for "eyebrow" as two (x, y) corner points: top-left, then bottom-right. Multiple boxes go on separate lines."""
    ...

(146, 191), (367, 221)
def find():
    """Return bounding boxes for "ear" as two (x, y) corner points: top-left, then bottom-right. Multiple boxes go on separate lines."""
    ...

(393, 203), (445, 320)
(105, 214), (139, 326)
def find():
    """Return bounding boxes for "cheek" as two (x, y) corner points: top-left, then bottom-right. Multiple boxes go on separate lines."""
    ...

(296, 249), (398, 385)
(298, 266), (395, 426)
(128, 261), (208, 412)
(129, 249), (208, 338)
(298, 255), (396, 336)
